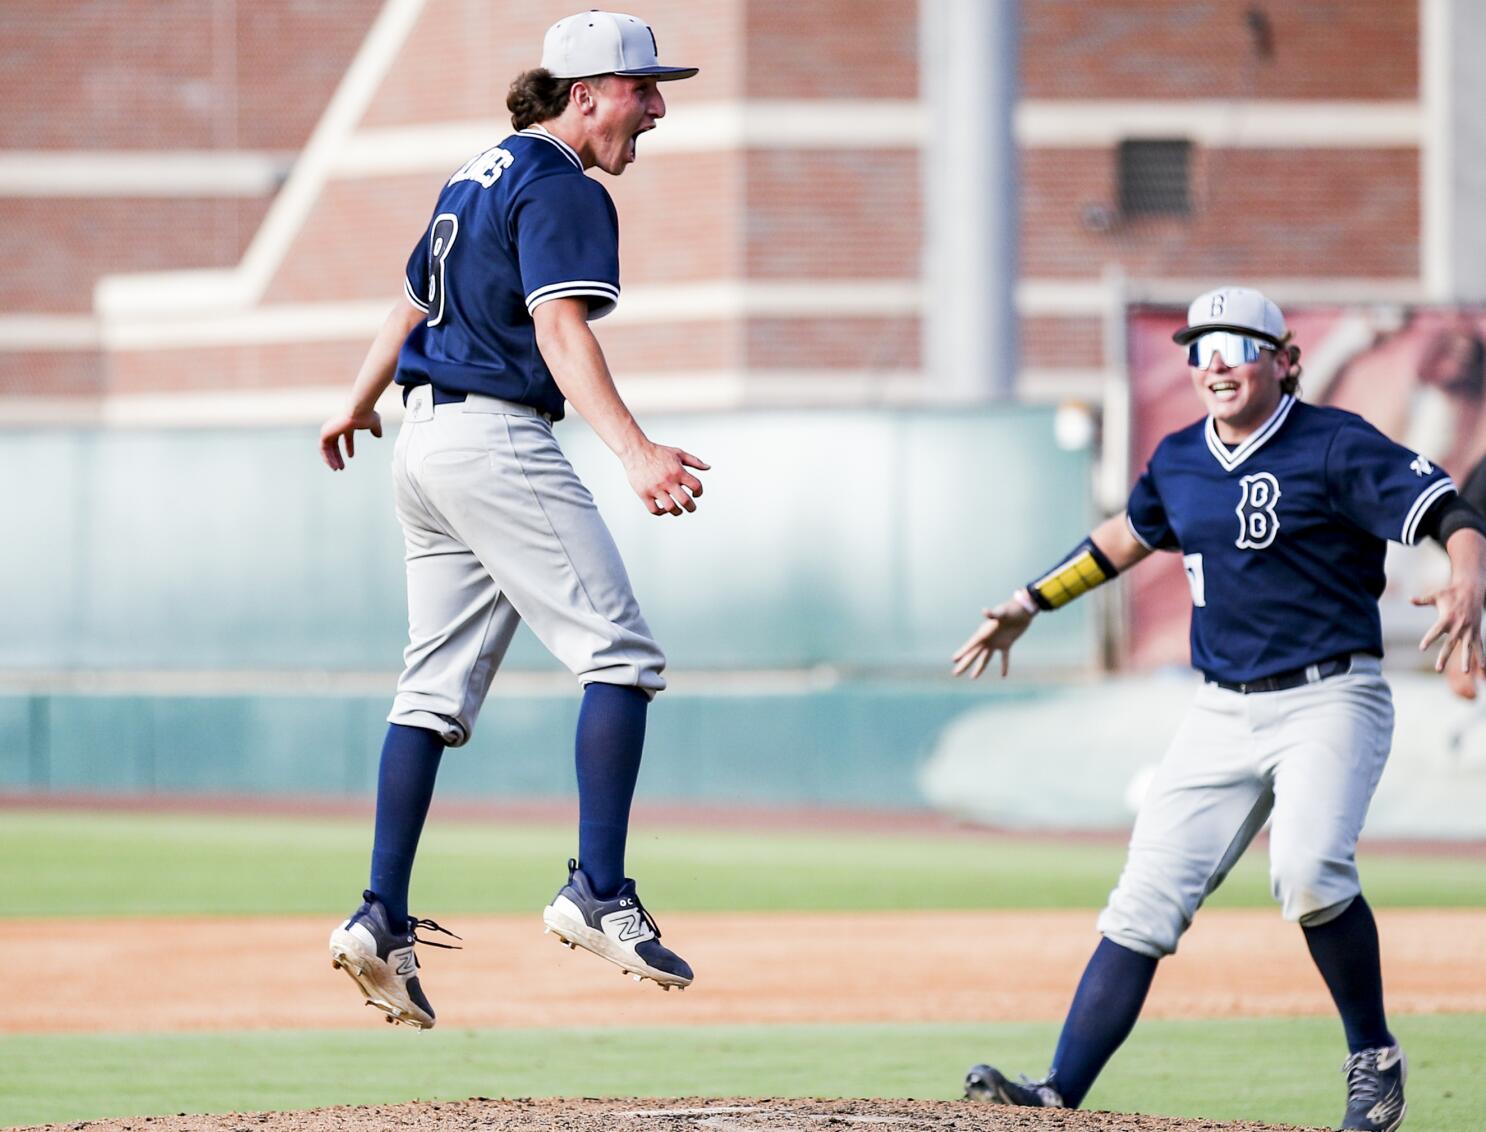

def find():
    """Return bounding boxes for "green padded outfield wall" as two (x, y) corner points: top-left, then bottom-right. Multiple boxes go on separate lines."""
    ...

(2, 407), (1097, 805)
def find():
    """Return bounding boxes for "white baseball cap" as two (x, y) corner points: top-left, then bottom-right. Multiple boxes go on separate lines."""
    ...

(1173, 285), (1287, 347)
(541, 11), (698, 81)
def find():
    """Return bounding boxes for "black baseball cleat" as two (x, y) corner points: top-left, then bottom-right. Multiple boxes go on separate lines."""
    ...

(1339, 1044), (1407, 1131)
(328, 890), (460, 1030)
(964, 1064), (1065, 1107)
(542, 858), (693, 988)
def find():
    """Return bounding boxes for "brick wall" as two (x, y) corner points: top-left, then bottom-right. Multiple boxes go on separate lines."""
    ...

(1022, 147), (1420, 279)
(596, 319), (740, 375)
(746, 316), (919, 370)
(0, 351), (103, 397)
(743, 0), (917, 98)
(1021, 0), (1417, 100)
(0, 1), (1437, 405)
(5, 197), (271, 313)
(0, 0), (378, 150)
(746, 150), (919, 280)
(107, 339), (368, 395)
(362, 0), (740, 129)
(1022, 315), (1105, 371)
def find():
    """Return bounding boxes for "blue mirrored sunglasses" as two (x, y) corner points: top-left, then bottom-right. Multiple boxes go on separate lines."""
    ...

(1187, 331), (1273, 369)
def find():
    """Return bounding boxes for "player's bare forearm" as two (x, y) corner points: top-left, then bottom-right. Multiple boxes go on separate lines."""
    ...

(348, 299), (426, 414)
(534, 298), (648, 456)
(319, 298), (425, 470)
(1416, 528), (1486, 672)
(534, 297), (709, 517)
(1091, 512), (1153, 572)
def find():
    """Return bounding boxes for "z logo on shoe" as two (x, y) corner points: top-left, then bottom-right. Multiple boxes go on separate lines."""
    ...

(395, 952), (417, 977)
(602, 908), (655, 944)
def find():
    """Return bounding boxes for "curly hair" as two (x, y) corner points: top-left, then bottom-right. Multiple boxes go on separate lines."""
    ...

(1277, 333), (1303, 396)
(507, 68), (605, 130)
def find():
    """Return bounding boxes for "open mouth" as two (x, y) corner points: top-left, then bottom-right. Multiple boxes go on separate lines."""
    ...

(628, 123), (655, 161)
(1208, 379), (1240, 400)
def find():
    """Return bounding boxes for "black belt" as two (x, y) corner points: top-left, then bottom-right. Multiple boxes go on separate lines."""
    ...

(402, 384), (467, 406)
(1207, 654), (1354, 695)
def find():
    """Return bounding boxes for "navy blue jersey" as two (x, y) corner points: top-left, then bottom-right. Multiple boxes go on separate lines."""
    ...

(396, 127), (620, 420)
(1126, 396), (1456, 683)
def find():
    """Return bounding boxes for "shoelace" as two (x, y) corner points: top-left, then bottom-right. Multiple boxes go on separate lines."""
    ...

(1343, 1050), (1383, 1107)
(408, 916), (463, 951)
(634, 900), (662, 940)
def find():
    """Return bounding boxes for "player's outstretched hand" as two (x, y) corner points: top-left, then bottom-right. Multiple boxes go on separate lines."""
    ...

(952, 601), (1035, 679)
(624, 441), (709, 517)
(319, 409), (383, 471)
(1413, 572), (1486, 674)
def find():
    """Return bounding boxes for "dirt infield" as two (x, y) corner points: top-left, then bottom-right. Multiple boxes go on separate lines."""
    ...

(13, 1097), (1330, 1132)
(9, 907), (1483, 1034)
(14, 908), (1476, 1132)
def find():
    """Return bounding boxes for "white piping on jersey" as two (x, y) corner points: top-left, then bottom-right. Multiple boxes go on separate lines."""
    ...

(1203, 394), (1296, 471)
(404, 276), (430, 312)
(518, 126), (584, 171)
(525, 279), (620, 317)
(1125, 514), (1156, 552)
(1402, 476), (1457, 545)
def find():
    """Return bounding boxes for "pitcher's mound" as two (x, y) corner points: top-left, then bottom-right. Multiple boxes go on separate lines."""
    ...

(19, 1097), (1325, 1132)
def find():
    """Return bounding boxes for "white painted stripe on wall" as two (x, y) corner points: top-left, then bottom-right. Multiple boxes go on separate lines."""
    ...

(606, 280), (923, 324)
(0, 667), (843, 697)
(68, 275), (1439, 352)
(1017, 368), (1112, 401)
(1420, 0), (1451, 300)
(330, 96), (1422, 176)
(1016, 100), (1423, 147)
(0, 315), (102, 350)
(0, 152), (294, 197)
(332, 101), (928, 174)
(102, 301), (392, 350)
(0, 370), (957, 427)
(103, 386), (364, 428)
(1018, 277), (1429, 316)
(97, 283), (924, 350)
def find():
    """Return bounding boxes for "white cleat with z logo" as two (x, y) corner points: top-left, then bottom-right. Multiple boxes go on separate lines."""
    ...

(542, 858), (694, 988)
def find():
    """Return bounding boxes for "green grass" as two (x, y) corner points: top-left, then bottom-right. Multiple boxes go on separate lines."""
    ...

(1, 1016), (1480, 1130)
(4, 808), (1484, 918)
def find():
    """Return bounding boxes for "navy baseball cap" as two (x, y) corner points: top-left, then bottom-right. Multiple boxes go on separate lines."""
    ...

(542, 11), (699, 81)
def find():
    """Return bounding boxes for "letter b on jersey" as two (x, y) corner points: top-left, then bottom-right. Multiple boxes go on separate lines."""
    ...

(1235, 472), (1282, 549)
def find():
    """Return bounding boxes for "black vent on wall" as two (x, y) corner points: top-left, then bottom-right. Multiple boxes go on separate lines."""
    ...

(1118, 139), (1191, 218)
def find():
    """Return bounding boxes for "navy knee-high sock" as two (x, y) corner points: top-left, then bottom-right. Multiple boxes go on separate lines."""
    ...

(367, 723), (445, 932)
(1047, 937), (1160, 1108)
(574, 683), (649, 897)
(1303, 894), (1394, 1053)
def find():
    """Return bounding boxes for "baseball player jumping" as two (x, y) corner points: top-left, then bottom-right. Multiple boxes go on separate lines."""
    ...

(953, 287), (1486, 1131)
(317, 12), (704, 1029)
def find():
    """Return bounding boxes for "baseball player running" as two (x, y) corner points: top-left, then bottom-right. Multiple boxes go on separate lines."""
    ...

(952, 287), (1486, 1131)
(317, 12), (704, 1030)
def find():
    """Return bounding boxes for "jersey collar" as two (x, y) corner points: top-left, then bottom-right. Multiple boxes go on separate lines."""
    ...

(519, 125), (584, 171)
(1204, 393), (1296, 471)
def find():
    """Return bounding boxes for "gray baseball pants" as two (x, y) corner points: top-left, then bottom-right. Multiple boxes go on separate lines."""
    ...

(1098, 655), (1393, 957)
(386, 385), (666, 747)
